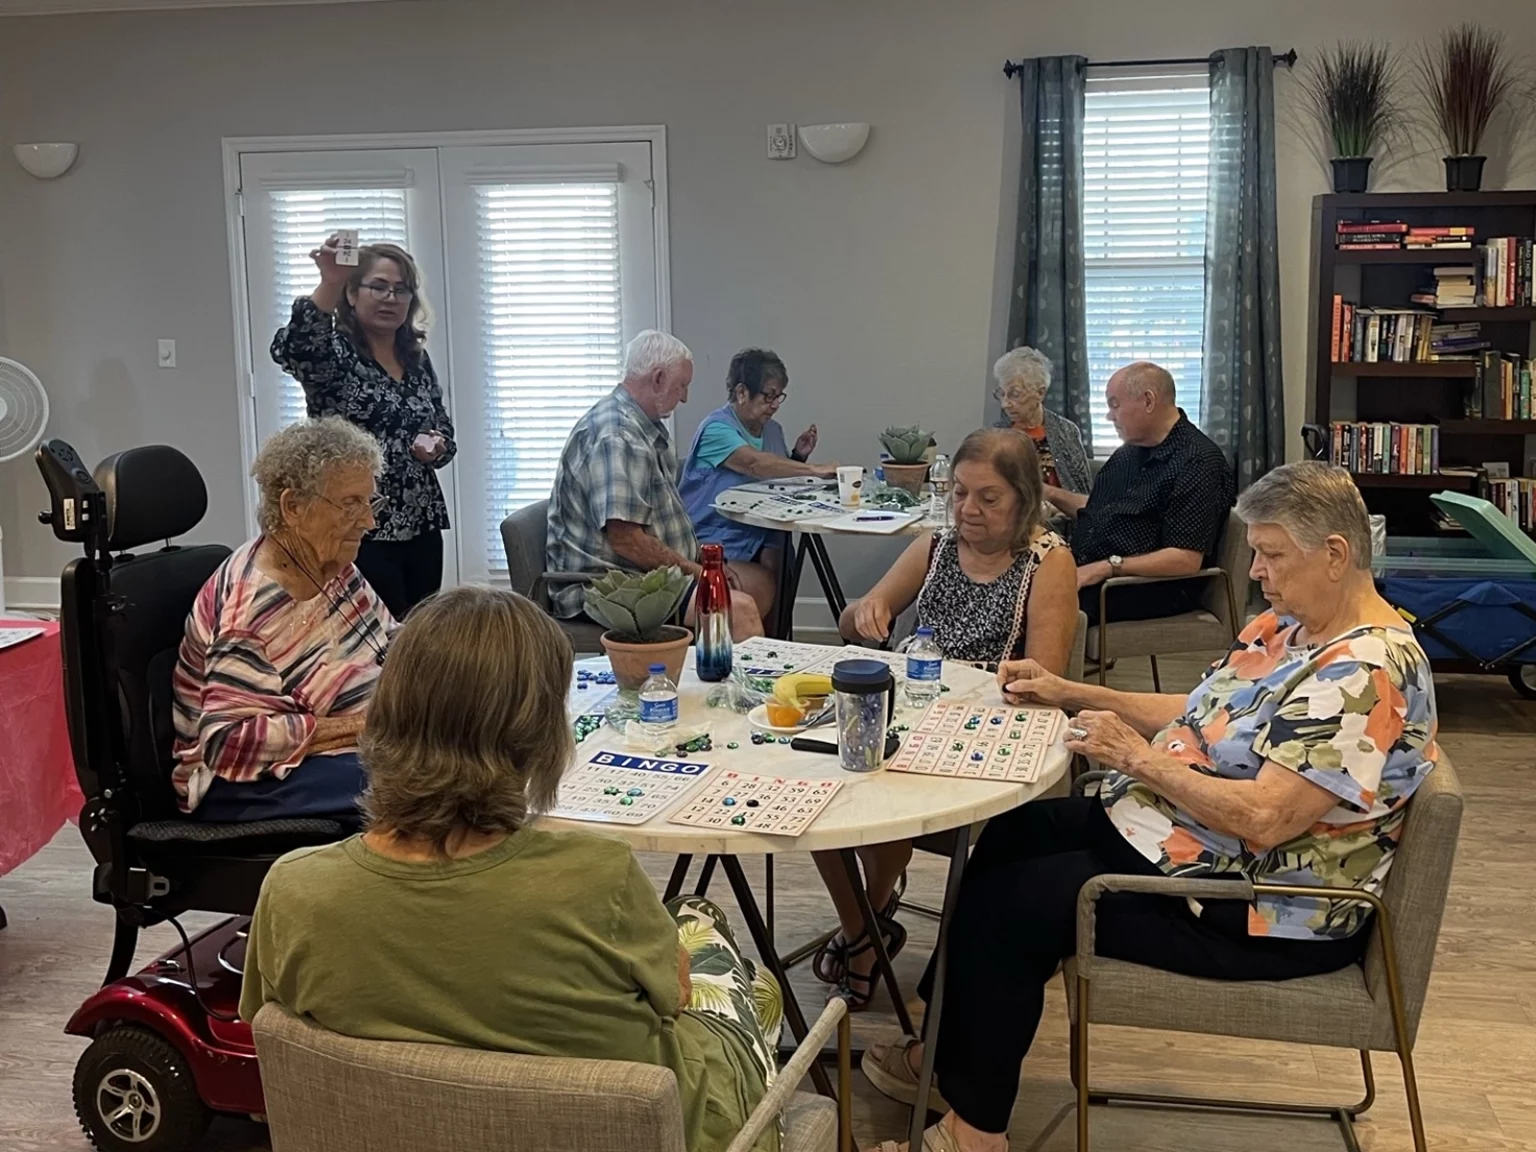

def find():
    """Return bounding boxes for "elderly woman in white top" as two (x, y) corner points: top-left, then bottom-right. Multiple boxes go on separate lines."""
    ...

(991, 347), (1091, 495)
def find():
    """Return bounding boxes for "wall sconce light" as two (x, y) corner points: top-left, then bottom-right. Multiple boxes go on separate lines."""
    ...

(14, 143), (79, 179)
(797, 123), (870, 164)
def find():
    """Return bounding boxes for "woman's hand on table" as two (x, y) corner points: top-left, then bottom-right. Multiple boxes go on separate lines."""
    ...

(793, 425), (819, 459)
(813, 463), (840, 480)
(1063, 709), (1150, 772)
(997, 658), (1071, 707)
(851, 596), (894, 642)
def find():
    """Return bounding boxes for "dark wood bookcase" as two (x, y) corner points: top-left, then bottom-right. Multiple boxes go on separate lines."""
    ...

(1307, 191), (1536, 535)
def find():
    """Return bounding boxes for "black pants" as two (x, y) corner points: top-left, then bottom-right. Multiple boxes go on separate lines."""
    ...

(356, 530), (443, 620)
(920, 798), (1369, 1134)
(1078, 579), (1198, 625)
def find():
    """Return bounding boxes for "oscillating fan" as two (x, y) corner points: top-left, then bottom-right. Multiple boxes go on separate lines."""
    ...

(0, 356), (51, 613)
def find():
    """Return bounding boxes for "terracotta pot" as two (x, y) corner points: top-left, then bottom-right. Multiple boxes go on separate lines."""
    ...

(882, 461), (930, 497)
(600, 625), (693, 690)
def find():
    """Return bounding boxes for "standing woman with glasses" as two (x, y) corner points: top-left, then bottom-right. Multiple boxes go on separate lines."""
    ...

(272, 235), (456, 619)
(679, 348), (837, 620)
(991, 347), (1091, 496)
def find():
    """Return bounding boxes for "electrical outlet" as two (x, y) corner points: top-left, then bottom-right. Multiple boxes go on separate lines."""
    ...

(767, 123), (796, 160)
(157, 339), (176, 369)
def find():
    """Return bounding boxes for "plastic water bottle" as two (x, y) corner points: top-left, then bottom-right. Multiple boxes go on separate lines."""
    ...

(904, 627), (943, 707)
(638, 663), (680, 741)
(694, 543), (733, 682)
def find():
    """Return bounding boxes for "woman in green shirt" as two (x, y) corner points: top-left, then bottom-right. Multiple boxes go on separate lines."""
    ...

(241, 585), (784, 1152)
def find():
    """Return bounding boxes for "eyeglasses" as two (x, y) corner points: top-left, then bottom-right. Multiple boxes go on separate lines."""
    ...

(361, 280), (414, 302)
(992, 386), (1036, 403)
(318, 492), (388, 521)
(760, 391), (787, 408)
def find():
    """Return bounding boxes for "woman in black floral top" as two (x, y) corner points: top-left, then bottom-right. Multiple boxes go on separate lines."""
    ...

(272, 235), (456, 618)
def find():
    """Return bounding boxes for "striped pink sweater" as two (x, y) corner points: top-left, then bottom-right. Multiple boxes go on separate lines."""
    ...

(171, 539), (392, 812)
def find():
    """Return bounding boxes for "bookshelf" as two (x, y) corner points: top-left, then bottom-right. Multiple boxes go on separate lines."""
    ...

(1307, 192), (1536, 536)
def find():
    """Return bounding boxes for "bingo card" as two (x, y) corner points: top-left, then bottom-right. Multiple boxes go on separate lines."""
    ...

(887, 702), (1065, 784)
(548, 751), (711, 825)
(669, 771), (842, 837)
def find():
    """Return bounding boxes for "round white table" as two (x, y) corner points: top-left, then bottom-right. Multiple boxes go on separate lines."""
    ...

(544, 653), (1068, 1130)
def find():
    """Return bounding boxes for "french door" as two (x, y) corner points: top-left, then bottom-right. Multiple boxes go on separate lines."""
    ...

(235, 137), (660, 585)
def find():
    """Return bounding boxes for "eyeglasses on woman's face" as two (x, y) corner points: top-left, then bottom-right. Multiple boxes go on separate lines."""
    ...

(993, 384), (1039, 403)
(361, 280), (414, 302)
(318, 492), (388, 521)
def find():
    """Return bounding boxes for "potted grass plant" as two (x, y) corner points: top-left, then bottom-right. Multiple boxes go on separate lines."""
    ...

(878, 425), (935, 496)
(1417, 24), (1519, 191)
(583, 566), (693, 689)
(1299, 42), (1400, 194)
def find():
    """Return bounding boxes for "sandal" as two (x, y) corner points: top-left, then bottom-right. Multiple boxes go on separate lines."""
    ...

(861, 1034), (950, 1114)
(869, 1119), (973, 1152)
(812, 878), (907, 985)
(835, 913), (909, 1011)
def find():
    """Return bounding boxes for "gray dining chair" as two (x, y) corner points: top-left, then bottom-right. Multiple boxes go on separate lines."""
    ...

(499, 499), (606, 655)
(1064, 757), (1463, 1152)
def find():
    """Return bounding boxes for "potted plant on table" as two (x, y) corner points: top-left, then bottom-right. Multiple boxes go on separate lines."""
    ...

(583, 566), (694, 690)
(1299, 42), (1400, 193)
(878, 425), (935, 497)
(1417, 24), (1519, 192)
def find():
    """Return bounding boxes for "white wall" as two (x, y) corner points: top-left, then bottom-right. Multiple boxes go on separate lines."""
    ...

(3, 0), (1534, 615)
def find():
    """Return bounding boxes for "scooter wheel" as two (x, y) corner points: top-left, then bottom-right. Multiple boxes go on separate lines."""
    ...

(73, 1026), (212, 1152)
(1510, 666), (1536, 700)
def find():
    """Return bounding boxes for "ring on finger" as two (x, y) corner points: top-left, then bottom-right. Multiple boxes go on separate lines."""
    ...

(1067, 726), (1088, 740)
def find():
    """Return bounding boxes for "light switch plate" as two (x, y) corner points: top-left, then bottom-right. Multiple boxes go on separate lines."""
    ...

(767, 123), (796, 160)
(157, 339), (176, 369)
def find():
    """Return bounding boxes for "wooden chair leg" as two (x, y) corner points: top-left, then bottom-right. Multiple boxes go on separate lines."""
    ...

(1075, 976), (1091, 1152)
(1149, 654), (1161, 693)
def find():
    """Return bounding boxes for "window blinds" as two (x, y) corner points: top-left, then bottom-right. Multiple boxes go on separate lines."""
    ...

(1082, 75), (1210, 451)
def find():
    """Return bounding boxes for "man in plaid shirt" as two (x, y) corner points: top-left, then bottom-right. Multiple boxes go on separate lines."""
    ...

(546, 331), (765, 638)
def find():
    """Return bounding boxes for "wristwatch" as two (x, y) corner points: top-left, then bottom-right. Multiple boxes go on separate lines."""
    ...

(1108, 555), (1125, 577)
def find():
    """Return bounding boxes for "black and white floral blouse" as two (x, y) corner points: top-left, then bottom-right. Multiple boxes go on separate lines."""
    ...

(271, 298), (456, 542)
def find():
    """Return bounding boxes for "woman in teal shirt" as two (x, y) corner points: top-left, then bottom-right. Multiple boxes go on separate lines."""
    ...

(680, 349), (836, 620)
(242, 586), (785, 1152)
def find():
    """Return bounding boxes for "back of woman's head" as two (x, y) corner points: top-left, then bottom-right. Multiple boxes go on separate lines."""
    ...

(727, 348), (788, 397)
(360, 585), (573, 851)
(335, 242), (431, 366)
(952, 428), (1045, 551)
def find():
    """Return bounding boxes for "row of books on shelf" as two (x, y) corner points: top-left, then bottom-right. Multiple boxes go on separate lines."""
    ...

(1328, 300), (1466, 362)
(1463, 351), (1535, 420)
(1335, 221), (1475, 250)
(1329, 422), (1440, 475)
(1488, 477), (1536, 533)
(1481, 238), (1535, 308)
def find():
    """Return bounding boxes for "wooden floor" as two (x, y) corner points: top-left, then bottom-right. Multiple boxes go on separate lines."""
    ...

(2, 654), (1533, 1151)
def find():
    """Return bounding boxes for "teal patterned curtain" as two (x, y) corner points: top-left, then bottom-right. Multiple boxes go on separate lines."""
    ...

(1203, 46), (1285, 488)
(1005, 55), (1093, 455)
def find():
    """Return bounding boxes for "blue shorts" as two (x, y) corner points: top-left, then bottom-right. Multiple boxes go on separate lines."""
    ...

(198, 752), (368, 826)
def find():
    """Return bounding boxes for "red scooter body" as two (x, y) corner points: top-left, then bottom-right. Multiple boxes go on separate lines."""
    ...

(65, 916), (264, 1116)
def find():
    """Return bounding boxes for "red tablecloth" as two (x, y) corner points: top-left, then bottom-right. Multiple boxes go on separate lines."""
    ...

(0, 619), (85, 876)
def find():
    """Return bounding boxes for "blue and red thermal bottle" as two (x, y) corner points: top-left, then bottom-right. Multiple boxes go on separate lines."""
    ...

(695, 543), (734, 682)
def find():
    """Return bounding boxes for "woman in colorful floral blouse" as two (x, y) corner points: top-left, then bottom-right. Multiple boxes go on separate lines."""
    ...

(861, 461), (1439, 1152)
(272, 235), (456, 619)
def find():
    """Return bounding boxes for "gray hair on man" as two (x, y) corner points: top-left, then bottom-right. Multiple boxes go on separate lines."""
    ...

(993, 346), (1053, 394)
(1236, 460), (1373, 570)
(623, 329), (693, 381)
(251, 416), (383, 535)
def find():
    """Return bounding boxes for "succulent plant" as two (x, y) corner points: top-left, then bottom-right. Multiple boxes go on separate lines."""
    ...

(879, 425), (933, 465)
(582, 566), (691, 643)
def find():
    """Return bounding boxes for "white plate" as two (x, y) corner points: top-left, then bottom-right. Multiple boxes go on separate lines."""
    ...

(747, 704), (807, 736)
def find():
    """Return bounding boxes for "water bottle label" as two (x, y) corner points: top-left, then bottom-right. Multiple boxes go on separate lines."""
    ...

(907, 657), (942, 682)
(640, 695), (678, 724)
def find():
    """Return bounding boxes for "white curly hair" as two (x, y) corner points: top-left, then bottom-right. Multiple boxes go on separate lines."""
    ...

(993, 346), (1053, 395)
(252, 417), (383, 535)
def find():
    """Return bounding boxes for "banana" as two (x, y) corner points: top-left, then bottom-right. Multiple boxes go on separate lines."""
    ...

(772, 671), (834, 706)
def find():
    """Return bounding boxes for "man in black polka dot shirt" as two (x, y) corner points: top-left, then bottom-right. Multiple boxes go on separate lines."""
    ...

(1044, 362), (1235, 624)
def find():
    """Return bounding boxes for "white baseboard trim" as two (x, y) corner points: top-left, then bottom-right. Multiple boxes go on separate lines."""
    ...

(3, 576), (60, 613)
(787, 596), (840, 643)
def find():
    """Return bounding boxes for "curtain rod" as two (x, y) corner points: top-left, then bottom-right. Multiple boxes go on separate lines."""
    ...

(1002, 49), (1296, 79)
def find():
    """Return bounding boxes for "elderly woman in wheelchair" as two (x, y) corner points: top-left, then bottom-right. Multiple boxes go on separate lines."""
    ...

(171, 417), (393, 824)
(860, 462), (1441, 1152)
